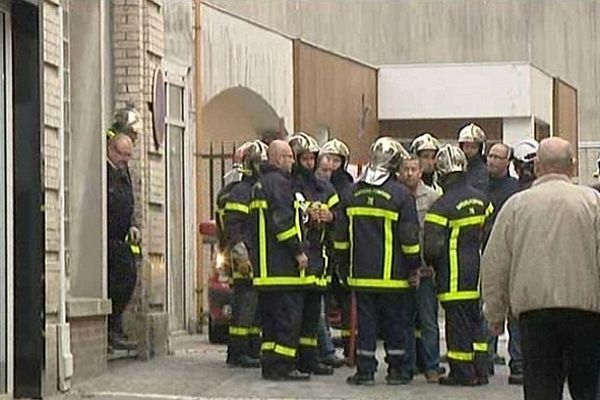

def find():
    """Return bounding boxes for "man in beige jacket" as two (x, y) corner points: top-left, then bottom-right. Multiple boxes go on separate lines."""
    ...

(481, 137), (600, 400)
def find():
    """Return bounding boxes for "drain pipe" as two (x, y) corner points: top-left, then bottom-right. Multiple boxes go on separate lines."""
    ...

(57, 5), (73, 392)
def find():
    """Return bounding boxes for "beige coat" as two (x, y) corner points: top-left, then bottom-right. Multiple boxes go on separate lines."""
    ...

(481, 174), (600, 323)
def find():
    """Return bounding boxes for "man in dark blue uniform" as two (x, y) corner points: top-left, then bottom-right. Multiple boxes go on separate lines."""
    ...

(107, 134), (140, 351)
(250, 140), (312, 381)
(336, 137), (421, 386)
(458, 123), (489, 193)
(216, 140), (268, 368)
(424, 144), (494, 386)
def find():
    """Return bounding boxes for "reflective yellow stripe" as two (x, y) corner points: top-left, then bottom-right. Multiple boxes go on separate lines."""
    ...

(425, 213), (448, 226)
(294, 203), (303, 242)
(316, 277), (328, 287)
(449, 226), (460, 293)
(274, 344), (296, 358)
(347, 207), (399, 221)
(383, 218), (393, 280)
(276, 226), (298, 242)
(248, 327), (262, 335)
(229, 326), (249, 336)
(334, 241), (350, 250)
(253, 276), (317, 287)
(449, 215), (486, 228)
(347, 277), (410, 289)
(250, 200), (268, 209)
(485, 202), (494, 218)
(401, 244), (420, 255)
(224, 202), (249, 214)
(299, 337), (318, 347)
(438, 290), (480, 302)
(414, 330), (422, 339)
(261, 341), (275, 351)
(130, 244), (141, 255)
(327, 193), (340, 209)
(473, 342), (488, 352)
(258, 208), (267, 282)
(448, 350), (474, 362)
(340, 329), (351, 338)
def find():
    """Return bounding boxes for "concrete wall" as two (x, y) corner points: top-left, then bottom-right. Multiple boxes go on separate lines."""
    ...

(206, 0), (600, 181)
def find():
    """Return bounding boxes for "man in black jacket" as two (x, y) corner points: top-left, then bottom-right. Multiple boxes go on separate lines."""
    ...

(424, 144), (494, 387)
(216, 140), (267, 368)
(250, 140), (312, 381)
(107, 134), (140, 351)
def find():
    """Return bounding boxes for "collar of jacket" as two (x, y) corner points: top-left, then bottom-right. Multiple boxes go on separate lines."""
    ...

(262, 163), (292, 178)
(468, 156), (485, 170)
(532, 173), (572, 187)
(415, 180), (431, 199)
(489, 173), (511, 187)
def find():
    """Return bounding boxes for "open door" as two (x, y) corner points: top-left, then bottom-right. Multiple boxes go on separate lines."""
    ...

(553, 78), (578, 174)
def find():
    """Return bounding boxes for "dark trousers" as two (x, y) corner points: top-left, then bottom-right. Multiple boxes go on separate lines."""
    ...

(328, 278), (352, 356)
(520, 308), (600, 400)
(259, 290), (304, 376)
(507, 317), (523, 374)
(227, 281), (261, 362)
(408, 277), (440, 374)
(356, 291), (411, 375)
(298, 291), (321, 371)
(108, 241), (137, 336)
(443, 300), (489, 383)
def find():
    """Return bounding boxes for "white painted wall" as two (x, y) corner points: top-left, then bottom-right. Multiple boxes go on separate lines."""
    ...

(201, 4), (294, 133)
(378, 63), (538, 120)
(502, 117), (533, 146)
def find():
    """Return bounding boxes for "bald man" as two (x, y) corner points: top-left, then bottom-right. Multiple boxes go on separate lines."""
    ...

(107, 134), (140, 352)
(482, 137), (600, 400)
(251, 140), (311, 381)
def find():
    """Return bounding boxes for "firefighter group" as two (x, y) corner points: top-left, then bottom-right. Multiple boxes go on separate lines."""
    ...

(215, 124), (540, 385)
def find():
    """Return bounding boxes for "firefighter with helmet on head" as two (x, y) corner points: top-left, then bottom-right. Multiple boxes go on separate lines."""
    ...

(512, 139), (539, 191)
(336, 137), (421, 386)
(287, 132), (339, 376)
(458, 124), (489, 193)
(410, 133), (443, 195)
(216, 140), (268, 368)
(423, 144), (494, 386)
(321, 138), (354, 193)
(106, 105), (143, 144)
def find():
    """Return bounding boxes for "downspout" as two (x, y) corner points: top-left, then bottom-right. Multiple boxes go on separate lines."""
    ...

(194, 0), (204, 331)
(57, 5), (73, 392)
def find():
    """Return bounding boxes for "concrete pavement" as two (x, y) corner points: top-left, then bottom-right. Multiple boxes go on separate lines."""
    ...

(47, 333), (559, 400)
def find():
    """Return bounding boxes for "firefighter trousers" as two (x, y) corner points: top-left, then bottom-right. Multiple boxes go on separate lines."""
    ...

(442, 300), (489, 383)
(356, 291), (411, 375)
(298, 291), (321, 371)
(328, 278), (352, 356)
(227, 281), (261, 362)
(259, 290), (304, 376)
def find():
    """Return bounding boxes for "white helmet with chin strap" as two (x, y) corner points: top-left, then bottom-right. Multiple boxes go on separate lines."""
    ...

(458, 123), (487, 155)
(361, 137), (410, 186)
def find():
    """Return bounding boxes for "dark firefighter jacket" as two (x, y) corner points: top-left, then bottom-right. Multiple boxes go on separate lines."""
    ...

(424, 173), (494, 302)
(334, 176), (421, 291)
(249, 164), (312, 289)
(107, 163), (139, 278)
(216, 176), (257, 281)
(465, 156), (489, 194)
(293, 171), (340, 288)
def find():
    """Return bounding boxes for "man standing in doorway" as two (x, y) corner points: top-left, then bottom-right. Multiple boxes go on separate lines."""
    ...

(107, 133), (141, 351)
(482, 137), (600, 400)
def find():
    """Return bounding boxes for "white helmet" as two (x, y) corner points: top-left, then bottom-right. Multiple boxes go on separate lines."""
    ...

(512, 139), (539, 163)
(435, 144), (467, 176)
(289, 132), (320, 159)
(594, 154), (600, 179)
(321, 138), (350, 167)
(458, 123), (486, 155)
(362, 137), (410, 186)
(410, 133), (441, 155)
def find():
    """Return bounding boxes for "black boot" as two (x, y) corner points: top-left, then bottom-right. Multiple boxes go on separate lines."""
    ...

(346, 372), (375, 386)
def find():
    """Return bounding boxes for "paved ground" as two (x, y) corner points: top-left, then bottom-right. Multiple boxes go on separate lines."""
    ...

(48, 333), (551, 400)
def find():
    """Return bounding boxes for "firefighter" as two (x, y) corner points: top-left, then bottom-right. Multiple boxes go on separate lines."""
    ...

(512, 139), (539, 190)
(107, 134), (141, 351)
(288, 132), (339, 376)
(319, 138), (354, 359)
(410, 133), (443, 194)
(106, 105), (143, 144)
(250, 140), (311, 381)
(458, 123), (489, 193)
(216, 140), (268, 368)
(336, 137), (421, 386)
(424, 144), (494, 386)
